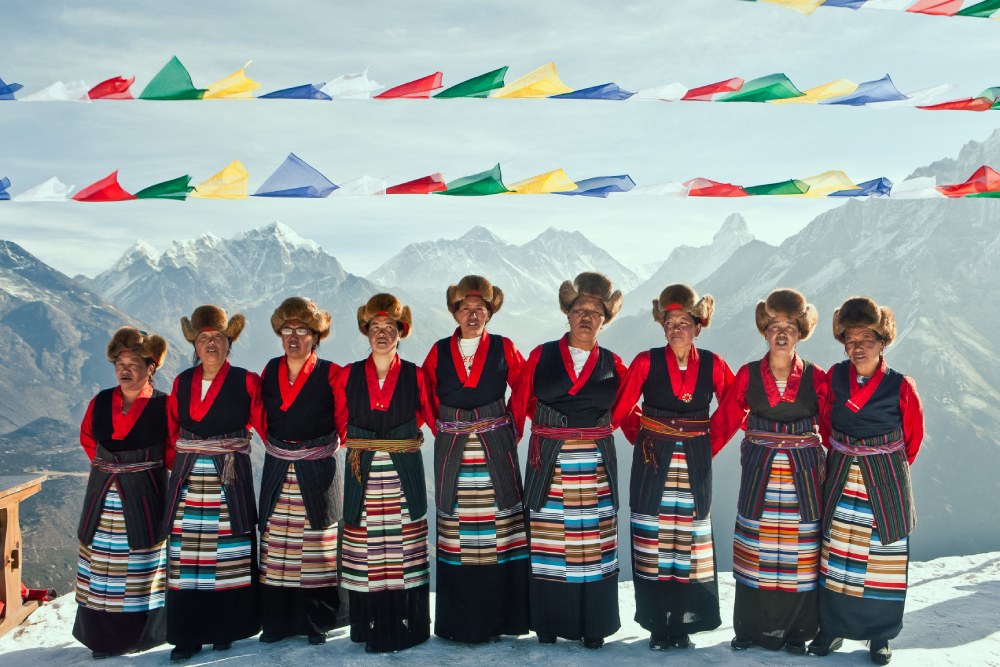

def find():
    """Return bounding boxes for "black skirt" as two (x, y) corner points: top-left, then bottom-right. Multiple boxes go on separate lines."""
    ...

(349, 585), (431, 652)
(434, 559), (530, 643)
(733, 582), (819, 649)
(529, 575), (620, 641)
(818, 585), (905, 641)
(260, 584), (349, 638)
(73, 606), (166, 655)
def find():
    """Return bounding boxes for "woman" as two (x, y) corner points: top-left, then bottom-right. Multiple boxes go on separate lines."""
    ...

(809, 297), (923, 666)
(333, 293), (436, 653)
(257, 297), (347, 645)
(612, 284), (735, 651)
(510, 272), (628, 649)
(710, 288), (830, 655)
(165, 305), (263, 662)
(421, 275), (528, 644)
(74, 327), (170, 659)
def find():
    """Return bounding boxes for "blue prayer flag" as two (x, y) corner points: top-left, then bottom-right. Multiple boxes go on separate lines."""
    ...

(252, 153), (338, 198)
(0, 77), (23, 101)
(259, 83), (332, 100)
(0, 177), (10, 200)
(821, 75), (909, 106)
(550, 83), (635, 101)
(555, 175), (636, 197)
(829, 177), (893, 198)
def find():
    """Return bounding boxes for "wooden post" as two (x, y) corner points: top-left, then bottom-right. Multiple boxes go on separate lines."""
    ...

(0, 475), (47, 639)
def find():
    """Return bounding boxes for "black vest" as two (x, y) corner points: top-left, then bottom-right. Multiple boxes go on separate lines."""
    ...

(344, 359), (420, 435)
(433, 333), (509, 409)
(643, 347), (716, 415)
(262, 356), (338, 441)
(828, 360), (905, 438)
(534, 341), (620, 428)
(91, 388), (169, 452)
(746, 359), (819, 422)
(174, 365), (252, 437)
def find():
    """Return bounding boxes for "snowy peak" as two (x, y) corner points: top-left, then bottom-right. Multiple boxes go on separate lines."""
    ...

(714, 213), (755, 246)
(111, 240), (159, 272)
(458, 226), (507, 245)
(908, 126), (1000, 184)
(234, 221), (323, 253)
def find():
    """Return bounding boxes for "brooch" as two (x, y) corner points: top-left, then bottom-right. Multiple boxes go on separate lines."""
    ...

(680, 393), (693, 403)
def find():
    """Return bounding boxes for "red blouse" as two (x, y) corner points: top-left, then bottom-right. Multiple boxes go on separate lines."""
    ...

(79, 383), (175, 466)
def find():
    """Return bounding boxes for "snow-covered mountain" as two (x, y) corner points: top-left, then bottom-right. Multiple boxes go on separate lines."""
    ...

(908, 124), (1000, 184)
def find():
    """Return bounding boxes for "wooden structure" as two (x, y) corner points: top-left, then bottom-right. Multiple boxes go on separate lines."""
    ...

(0, 475), (47, 638)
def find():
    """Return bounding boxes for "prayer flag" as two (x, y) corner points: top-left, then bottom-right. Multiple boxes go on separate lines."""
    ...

(259, 84), (332, 100)
(550, 83), (635, 100)
(386, 174), (447, 194)
(612, 181), (690, 197)
(682, 78), (745, 101)
(936, 166), (1000, 197)
(437, 164), (509, 195)
(253, 154), (337, 198)
(0, 76), (23, 100)
(12, 177), (74, 202)
(631, 83), (689, 102)
(506, 169), (577, 194)
(907, 0), (964, 14)
(744, 179), (810, 195)
(204, 62), (260, 99)
(435, 67), (508, 98)
(769, 79), (858, 104)
(0, 177), (10, 201)
(135, 175), (194, 201)
(72, 171), (136, 202)
(867, 84), (956, 108)
(829, 177), (893, 197)
(321, 70), (383, 98)
(556, 175), (636, 197)
(139, 57), (206, 100)
(760, 0), (827, 15)
(684, 178), (749, 197)
(718, 73), (805, 102)
(19, 81), (91, 102)
(820, 75), (909, 106)
(191, 161), (249, 199)
(330, 176), (387, 197)
(375, 72), (443, 99)
(792, 171), (859, 197)
(491, 63), (573, 98)
(88, 76), (135, 100)
(889, 177), (946, 199)
(956, 0), (1000, 16)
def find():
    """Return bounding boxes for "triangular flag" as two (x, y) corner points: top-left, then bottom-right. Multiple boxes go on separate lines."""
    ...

(918, 94), (996, 111)
(792, 171), (859, 198)
(12, 177), (74, 202)
(375, 72), (444, 99)
(436, 164), (509, 196)
(139, 57), (206, 100)
(718, 74), (805, 102)
(0, 177), (10, 201)
(907, 0), (964, 14)
(204, 62), (260, 99)
(386, 174), (447, 194)
(631, 83), (689, 102)
(683, 178), (749, 197)
(611, 181), (690, 197)
(957, 0), (1000, 16)
(253, 154), (337, 198)
(936, 166), (1000, 197)
(320, 70), (383, 99)
(760, 0), (827, 15)
(889, 177), (946, 199)
(434, 67), (508, 98)
(822, 0), (869, 7)
(820, 75), (909, 106)
(191, 161), (249, 199)
(490, 63), (573, 98)
(744, 179), (811, 196)
(0, 77), (23, 100)
(829, 177), (893, 197)
(550, 83), (635, 100)
(135, 175), (194, 201)
(506, 169), (577, 194)
(259, 84), (332, 100)
(88, 76), (135, 100)
(19, 81), (91, 102)
(682, 78), (745, 101)
(868, 84), (957, 108)
(769, 79), (858, 105)
(330, 176), (387, 197)
(72, 171), (137, 202)
(556, 175), (636, 197)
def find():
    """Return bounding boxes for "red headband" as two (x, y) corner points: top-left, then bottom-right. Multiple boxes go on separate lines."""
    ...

(663, 303), (683, 311)
(199, 327), (221, 333)
(465, 290), (482, 297)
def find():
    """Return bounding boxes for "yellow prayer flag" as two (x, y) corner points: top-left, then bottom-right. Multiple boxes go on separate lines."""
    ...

(191, 161), (249, 199)
(792, 171), (859, 198)
(203, 62), (260, 99)
(490, 63), (573, 99)
(506, 169), (577, 194)
(760, 0), (826, 15)
(769, 79), (859, 105)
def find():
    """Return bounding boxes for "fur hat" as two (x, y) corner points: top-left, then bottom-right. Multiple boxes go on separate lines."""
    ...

(270, 297), (332, 341)
(446, 275), (504, 319)
(180, 304), (246, 345)
(832, 296), (897, 346)
(754, 288), (818, 340)
(558, 272), (624, 324)
(652, 283), (715, 327)
(357, 293), (412, 338)
(106, 326), (168, 369)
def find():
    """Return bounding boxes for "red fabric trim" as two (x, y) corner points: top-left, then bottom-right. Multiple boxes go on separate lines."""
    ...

(900, 375), (924, 465)
(199, 327), (217, 333)
(846, 357), (887, 413)
(509, 345), (542, 441)
(759, 352), (803, 407)
(366, 354), (400, 411)
(111, 383), (153, 439)
(80, 397), (98, 461)
(189, 360), (230, 422)
(712, 353), (736, 403)
(502, 337), (526, 391)
(666, 345), (700, 403)
(662, 303), (683, 311)
(709, 364), (751, 457)
(611, 350), (649, 444)
(559, 334), (600, 395)
(466, 290), (482, 297)
(449, 327), (491, 387)
(278, 352), (317, 412)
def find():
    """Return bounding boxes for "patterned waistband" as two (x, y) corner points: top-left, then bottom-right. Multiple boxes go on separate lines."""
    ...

(639, 415), (709, 440)
(92, 459), (163, 474)
(830, 428), (905, 456)
(176, 435), (251, 485)
(345, 432), (424, 453)
(530, 424), (615, 441)
(264, 431), (340, 461)
(744, 429), (822, 449)
(436, 413), (512, 435)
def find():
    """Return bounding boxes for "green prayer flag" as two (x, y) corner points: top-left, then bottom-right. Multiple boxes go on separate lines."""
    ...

(744, 179), (810, 196)
(977, 87), (1000, 109)
(956, 0), (1000, 16)
(434, 67), (508, 99)
(967, 192), (1000, 198)
(135, 175), (194, 200)
(139, 57), (206, 100)
(435, 164), (509, 196)
(718, 73), (805, 103)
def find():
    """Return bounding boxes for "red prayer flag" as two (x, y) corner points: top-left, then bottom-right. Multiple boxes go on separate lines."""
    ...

(72, 171), (137, 202)
(682, 77), (744, 102)
(374, 72), (444, 99)
(386, 173), (447, 194)
(683, 178), (749, 198)
(907, 0), (964, 15)
(935, 166), (1000, 198)
(918, 96), (995, 112)
(88, 76), (135, 100)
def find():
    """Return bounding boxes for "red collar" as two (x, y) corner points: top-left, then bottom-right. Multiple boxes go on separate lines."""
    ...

(189, 360), (230, 421)
(847, 357), (887, 413)
(760, 352), (803, 407)
(278, 352), (317, 411)
(111, 383), (153, 439)
(450, 327), (490, 387)
(366, 354), (401, 411)
(559, 334), (600, 396)
(666, 345), (700, 403)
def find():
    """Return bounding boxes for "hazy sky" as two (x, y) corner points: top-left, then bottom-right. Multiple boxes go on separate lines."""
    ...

(1, 0), (998, 279)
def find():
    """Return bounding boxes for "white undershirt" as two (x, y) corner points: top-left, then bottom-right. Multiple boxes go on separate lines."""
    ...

(678, 366), (687, 371)
(378, 378), (385, 390)
(568, 346), (590, 375)
(201, 379), (212, 399)
(458, 334), (482, 373)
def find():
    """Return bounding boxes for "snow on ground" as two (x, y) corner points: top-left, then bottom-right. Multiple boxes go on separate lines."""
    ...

(2, 553), (999, 667)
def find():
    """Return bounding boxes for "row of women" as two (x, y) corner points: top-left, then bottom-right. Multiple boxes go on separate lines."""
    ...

(72, 272), (922, 666)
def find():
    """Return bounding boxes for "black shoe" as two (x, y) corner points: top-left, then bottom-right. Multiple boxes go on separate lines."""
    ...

(259, 633), (285, 644)
(487, 635), (503, 644)
(91, 651), (112, 660)
(649, 636), (671, 651)
(213, 642), (233, 651)
(731, 636), (754, 650)
(870, 640), (892, 665)
(670, 634), (691, 649)
(537, 635), (557, 644)
(308, 632), (327, 645)
(170, 645), (202, 662)
(583, 637), (604, 649)
(785, 640), (807, 655)
(808, 632), (844, 656)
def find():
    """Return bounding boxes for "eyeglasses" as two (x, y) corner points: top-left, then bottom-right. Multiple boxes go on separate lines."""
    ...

(280, 327), (313, 336)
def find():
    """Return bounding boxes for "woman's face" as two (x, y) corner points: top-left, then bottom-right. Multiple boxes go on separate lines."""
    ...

(115, 350), (152, 393)
(280, 317), (316, 361)
(662, 310), (701, 352)
(765, 316), (800, 358)
(194, 329), (229, 367)
(455, 296), (489, 339)
(844, 326), (883, 372)
(568, 294), (606, 345)
(367, 315), (399, 355)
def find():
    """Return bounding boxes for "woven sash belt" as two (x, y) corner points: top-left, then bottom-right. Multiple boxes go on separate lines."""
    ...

(830, 428), (905, 457)
(175, 436), (251, 485)
(745, 430), (822, 449)
(638, 415), (710, 468)
(346, 432), (424, 481)
(92, 459), (164, 474)
(528, 423), (615, 470)
(264, 433), (341, 462)
(436, 413), (512, 435)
